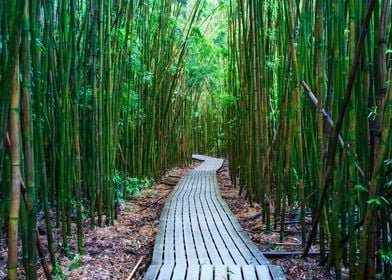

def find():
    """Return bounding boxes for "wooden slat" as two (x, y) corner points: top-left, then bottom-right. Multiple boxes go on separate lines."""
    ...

(227, 265), (242, 280)
(207, 176), (266, 265)
(210, 176), (269, 265)
(185, 265), (200, 280)
(182, 177), (198, 264)
(205, 176), (248, 265)
(150, 180), (183, 265)
(189, 176), (210, 265)
(200, 265), (214, 280)
(163, 175), (188, 264)
(144, 264), (161, 280)
(256, 265), (272, 280)
(214, 265), (228, 280)
(199, 176), (235, 265)
(157, 263), (174, 280)
(163, 189), (178, 263)
(269, 265), (286, 280)
(171, 264), (187, 280)
(194, 177), (223, 265)
(174, 176), (187, 266)
(242, 265), (257, 280)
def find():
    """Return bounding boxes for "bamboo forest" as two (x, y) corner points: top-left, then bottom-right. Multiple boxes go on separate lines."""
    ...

(0, 0), (391, 279)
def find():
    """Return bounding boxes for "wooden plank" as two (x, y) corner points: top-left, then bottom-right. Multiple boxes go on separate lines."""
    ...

(186, 264), (201, 280)
(157, 263), (174, 280)
(199, 176), (234, 265)
(163, 200), (176, 263)
(227, 265), (242, 280)
(194, 177), (223, 265)
(242, 265), (257, 280)
(174, 176), (188, 266)
(150, 181), (183, 265)
(215, 265), (228, 280)
(207, 176), (266, 265)
(189, 176), (210, 264)
(256, 265), (272, 280)
(171, 264), (187, 280)
(163, 180), (185, 263)
(171, 177), (190, 279)
(204, 176), (247, 265)
(199, 265), (213, 280)
(144, 264), (161, 280)
(268, 265), (286, 280)
(149, 202), (169, 265)
(182, 176), (198, 264)
(210, 176), (269, 264)
(185, 265), (200, 280)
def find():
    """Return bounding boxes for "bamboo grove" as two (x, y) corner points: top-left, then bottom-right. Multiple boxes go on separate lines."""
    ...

(227, 0), (391, 279)
(0, 0), (230, 278)
(1, 0), (391, 279)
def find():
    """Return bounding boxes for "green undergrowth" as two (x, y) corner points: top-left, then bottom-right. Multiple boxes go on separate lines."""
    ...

(113, 170), (155, 205)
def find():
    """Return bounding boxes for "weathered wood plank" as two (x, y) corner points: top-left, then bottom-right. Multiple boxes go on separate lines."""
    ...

(163, 189), (179, 263)
(172, 177), (188, 279)
(211, 176), (269, 264)
(205, 176), (248, 265)
(207, 176), (266, 265)
(242, 265), (257, 280)
(150, 181), (183, 265)
(183, 177), (198, 264)
(163, 175), (188, 264)
(185, 265), (200, 280)
(171, 264), (187, 280)
(256, 265), (272, 280)
(269, 265), (286, 280)
(194, 177), (222, 265)
(227, 265), (242, 280)
(174, 176), (188, 266)
(189, 176), (210, 265)
(157, 263), (174, 280)
(144, 264), (161, 280)
(199, 176), (235, 265)
(214, 265), (228, 280)
(199, 265), (214, 280)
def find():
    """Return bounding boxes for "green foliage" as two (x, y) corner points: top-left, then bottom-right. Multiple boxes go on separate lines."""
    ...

(69, 253), (82, 271)
(113, 170), (155, 203)
(354, 184), (369, 192)
(368, 106), (378, 120)
(367, 196), (390, 207)
(379, 249), (392, 266)
(53, 261), (66, 279)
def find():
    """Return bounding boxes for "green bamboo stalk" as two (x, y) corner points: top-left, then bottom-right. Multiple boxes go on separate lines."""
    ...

(6, 1), (24, 279)
(21, 1), (37, 276)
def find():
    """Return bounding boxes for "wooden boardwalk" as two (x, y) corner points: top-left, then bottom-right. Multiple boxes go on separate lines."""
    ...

(145, 155), (285, 280)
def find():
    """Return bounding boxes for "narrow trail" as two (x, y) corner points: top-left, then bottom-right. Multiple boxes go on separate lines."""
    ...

(145, 155), (285, 280)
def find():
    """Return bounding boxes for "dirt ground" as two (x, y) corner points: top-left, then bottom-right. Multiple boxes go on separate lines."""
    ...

(217, 160), (337, 280)
(0, 161), (199, 280)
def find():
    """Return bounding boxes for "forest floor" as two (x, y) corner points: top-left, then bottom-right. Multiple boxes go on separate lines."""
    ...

(0, 159), (339, 280)
(0, 161), (200, 280)
(217, 160), (338, 280)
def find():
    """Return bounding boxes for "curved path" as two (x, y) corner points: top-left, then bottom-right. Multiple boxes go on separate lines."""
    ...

(145, 155), (285, 280)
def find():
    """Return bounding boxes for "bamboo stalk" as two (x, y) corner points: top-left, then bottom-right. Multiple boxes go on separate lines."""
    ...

(303, 0), (376, 258)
